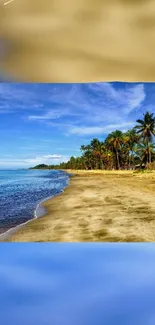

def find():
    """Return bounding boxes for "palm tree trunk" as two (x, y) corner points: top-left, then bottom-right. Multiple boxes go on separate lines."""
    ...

(116, 149), (120, 170)
(149, 150), (151, 164)
(128, 153), (130, 170)
(100, 158), (104, 170)
(112, 147), (115, 169)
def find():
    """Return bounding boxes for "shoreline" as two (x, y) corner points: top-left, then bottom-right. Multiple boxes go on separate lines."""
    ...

(3, 169), (155, 242)
(0, 172), (72, 241)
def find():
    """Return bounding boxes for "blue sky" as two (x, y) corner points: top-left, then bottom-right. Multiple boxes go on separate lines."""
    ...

(0, 82), (154, 168)
(1, 243), (155, 325)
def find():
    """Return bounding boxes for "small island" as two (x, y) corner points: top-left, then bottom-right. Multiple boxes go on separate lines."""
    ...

(30, 164), (52, 170)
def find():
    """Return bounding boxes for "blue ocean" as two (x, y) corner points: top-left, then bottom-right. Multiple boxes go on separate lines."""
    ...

(0, 243), (155, 325)
(0, 169), (70, 234)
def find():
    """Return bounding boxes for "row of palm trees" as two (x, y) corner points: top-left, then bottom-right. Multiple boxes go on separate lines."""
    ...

(57, 111), (155, 170)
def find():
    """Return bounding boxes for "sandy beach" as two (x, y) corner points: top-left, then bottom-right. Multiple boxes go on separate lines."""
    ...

(2, 170), (155, 242)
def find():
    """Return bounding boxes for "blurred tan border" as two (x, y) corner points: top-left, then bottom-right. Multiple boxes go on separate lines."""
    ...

(1, 0), (155, 82)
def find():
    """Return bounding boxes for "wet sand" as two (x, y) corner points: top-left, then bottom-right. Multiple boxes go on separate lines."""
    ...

(3, 170), (155, 242)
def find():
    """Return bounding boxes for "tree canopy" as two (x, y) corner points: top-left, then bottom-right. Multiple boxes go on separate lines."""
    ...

(31, 112), (155, 171)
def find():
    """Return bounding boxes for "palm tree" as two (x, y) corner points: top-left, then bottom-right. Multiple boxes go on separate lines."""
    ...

(105, 130), (124, 170)
(135, 111), (155, 163)
(100, 149), (113, 170)
(80, 144), (93, 169)
(90, 138), (102, 169)
(124, 128), (140, 168)
(135, 139), (155, 165)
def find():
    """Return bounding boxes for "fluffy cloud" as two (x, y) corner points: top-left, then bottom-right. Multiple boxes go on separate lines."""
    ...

(69, 122), (135, 136)
(0, 82), (149, 168)
(0, 154), (69, 168)
(23, 82), (146, 137)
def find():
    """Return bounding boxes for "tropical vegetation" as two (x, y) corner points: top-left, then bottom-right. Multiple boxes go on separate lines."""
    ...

(31, 112), (155, 171)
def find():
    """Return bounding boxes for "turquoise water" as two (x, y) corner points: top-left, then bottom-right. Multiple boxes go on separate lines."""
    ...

(0, 243), (155, 325)
(0, 169), (69, 234)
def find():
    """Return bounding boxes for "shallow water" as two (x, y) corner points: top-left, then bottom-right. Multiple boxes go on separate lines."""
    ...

(0, 243), (155, 325)
(0, 169), (69, 233)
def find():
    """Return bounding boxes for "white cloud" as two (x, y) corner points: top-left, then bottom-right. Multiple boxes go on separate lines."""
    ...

(88, 82), (146, 113)
(42, 154), (62, 159)
(121, 84), (146, 113)
(0, 154), (69, 168)
(0, 82), (146, 122)
(26, 83), (146, 138)
(0, 83), (147, 142)
(0, 83), (46, 112)
(23, 154), (68, 165)
(28, 109), (85, 121)
(69, 126), (104, 136)
(69, 122), (135, 136)
(28, 110), (64, 120)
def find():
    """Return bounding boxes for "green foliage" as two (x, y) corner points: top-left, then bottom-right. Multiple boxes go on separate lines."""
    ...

(135, 112), (155, 163)
(31, 112), (155, 171)
(135, 111), (155, 141)
(30, 164), (49, 169)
